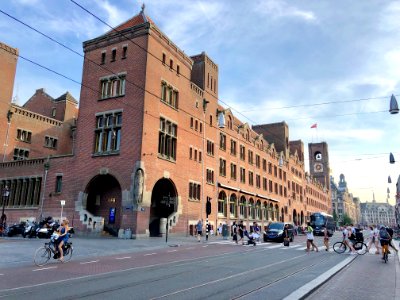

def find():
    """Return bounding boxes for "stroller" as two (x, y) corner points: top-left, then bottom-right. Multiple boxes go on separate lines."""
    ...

(244, 229), (256, 246)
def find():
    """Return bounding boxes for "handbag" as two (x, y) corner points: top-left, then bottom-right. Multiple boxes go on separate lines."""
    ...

(283, 238), (290, 247)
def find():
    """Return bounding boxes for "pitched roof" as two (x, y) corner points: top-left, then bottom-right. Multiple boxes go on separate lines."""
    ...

(55, 91), (78, 104)
(106, 6), (154, 35)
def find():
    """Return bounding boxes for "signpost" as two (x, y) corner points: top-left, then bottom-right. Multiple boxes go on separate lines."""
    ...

(161, 195), (175, 243)
(60, 200), (65, 221)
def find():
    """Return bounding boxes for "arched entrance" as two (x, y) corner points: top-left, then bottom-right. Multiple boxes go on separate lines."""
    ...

(293, 209), (298, 225)
(85, 174), (122, 232)
(149, 178), (177, 237)
(301, 211), (304, 225)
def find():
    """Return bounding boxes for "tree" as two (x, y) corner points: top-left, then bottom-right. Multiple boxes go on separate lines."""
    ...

(342, 213), (353, 225)
(333, 210), (338, 222)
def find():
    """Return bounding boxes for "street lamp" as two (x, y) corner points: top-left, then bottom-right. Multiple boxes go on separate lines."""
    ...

(1, 185), (10, 228)
(39, 157), (50, 221)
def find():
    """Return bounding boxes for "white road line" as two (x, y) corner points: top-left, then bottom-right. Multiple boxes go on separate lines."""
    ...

(115, 257), (131, 260)
(32, 266), (57, 272)
(185, 247), (195, 250)
(167, 250), (177, 253)
(80, 260), (99, 265)
(202, 245), (208, 248)
(144, 253), (156, 256)
(0, 274), (4, 276)
(283, 256), (356, 300)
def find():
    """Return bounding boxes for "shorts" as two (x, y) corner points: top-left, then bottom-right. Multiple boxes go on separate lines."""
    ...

(380, 240), (389, 247)
(307, 239), (314, 242)
(197, 231), (202, 235)
(239, 232), (244, 238)
(324, 237), (329, 241)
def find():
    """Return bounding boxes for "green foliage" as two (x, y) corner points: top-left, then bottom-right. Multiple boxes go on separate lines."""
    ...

(342, 213), (353, 225)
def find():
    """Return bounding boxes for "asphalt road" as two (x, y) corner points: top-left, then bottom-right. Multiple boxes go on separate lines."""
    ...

(0, 235), (354, 300)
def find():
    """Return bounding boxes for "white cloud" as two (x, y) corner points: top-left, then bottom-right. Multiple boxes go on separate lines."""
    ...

(254, 0), (316, 22)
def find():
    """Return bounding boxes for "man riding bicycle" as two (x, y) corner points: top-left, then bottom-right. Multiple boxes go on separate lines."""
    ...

(379, 225), (391, 260)
(342, 225), (356, 254)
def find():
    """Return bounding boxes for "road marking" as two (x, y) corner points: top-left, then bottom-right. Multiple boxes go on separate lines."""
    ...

(115, 256), (131, 260)
(0, 274), (4, 276)
(32, 266), (57, 272)
(185, 247), (195, 250)
(80, 260), (99, 265)
(150, 253), (307, 299)
(283, 256), (356, 300)
(167, 250), (177, 253)
(144, 253), (156, 256)
(202, 245), (208, 248)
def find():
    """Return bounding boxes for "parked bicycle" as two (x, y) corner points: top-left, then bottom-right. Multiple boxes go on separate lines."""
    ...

(333, 239), (367, 255)
(33, 234), (73, 266)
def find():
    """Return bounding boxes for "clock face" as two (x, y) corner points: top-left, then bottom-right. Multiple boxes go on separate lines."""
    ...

(314, 163), (323, 173)
(315, 152), (322, 161)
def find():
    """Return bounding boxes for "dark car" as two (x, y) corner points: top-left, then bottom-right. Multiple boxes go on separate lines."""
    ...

(264, 222), (294, 243)
(7, 222), (26, 237)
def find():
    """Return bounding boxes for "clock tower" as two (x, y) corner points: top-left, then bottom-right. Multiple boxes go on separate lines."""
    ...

(308, 142), (330, 190)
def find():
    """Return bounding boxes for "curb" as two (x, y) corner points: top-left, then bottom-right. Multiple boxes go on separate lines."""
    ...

(283, 255), (356, 300)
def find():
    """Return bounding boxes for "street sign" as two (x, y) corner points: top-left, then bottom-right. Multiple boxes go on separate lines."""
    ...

(60, 200), (66, 206)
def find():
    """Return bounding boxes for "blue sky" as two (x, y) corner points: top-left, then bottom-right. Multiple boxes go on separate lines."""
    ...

(1, 0), (400, 205)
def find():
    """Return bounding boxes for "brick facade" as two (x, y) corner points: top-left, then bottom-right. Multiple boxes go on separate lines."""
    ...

(0, 9), (331, 237)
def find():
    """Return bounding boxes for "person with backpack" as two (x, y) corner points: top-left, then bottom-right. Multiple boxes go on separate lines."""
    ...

(379, 225), (391, 260)
(232, 221), (238, 244)
(385, 226), (398, 253)
(342, 225), (356, 255)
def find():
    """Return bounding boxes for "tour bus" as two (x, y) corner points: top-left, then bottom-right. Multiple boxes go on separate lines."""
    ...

(309, 212), (335, 236)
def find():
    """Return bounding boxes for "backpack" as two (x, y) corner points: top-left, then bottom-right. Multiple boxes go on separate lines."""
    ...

(379, 227), (390, 240)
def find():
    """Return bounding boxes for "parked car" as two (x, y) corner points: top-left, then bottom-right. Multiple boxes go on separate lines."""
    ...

(7, 222), (26, 237)
(264, 222), (294, 243)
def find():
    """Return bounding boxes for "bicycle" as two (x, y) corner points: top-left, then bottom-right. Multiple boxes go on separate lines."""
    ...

(34, 239), (73, 266)
(333, 239), (367, 255)
(381, 240), (389, 263)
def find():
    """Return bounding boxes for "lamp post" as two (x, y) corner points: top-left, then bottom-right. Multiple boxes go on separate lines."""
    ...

(1, 185), (10, 228)
(39, 158), (50, 221)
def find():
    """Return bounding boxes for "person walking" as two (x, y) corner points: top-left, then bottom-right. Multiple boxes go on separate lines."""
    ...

(306, 222), (318, 253)
(237, 220), (244, 245)
(196, 219), (203, 242)
(323, 226), (329, 251)
(283, 224), (290, 246)
(232, 221), (238, 244)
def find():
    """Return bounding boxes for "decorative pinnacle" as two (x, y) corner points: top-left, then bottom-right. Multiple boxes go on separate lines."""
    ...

(141, 3), (145, 13)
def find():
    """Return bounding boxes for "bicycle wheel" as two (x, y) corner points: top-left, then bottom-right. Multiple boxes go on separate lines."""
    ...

(333, 242), (347, 254)
(63, 245), (73, 263)
(354, 242), (367, 255)
(34, 246), (51, 267)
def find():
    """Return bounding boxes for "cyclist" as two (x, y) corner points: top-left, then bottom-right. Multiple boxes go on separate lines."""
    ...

(385, 226), (399, 254)
(56, 219), (70, 262)
(343, 225), (356, 254)
(379, 225), (390, 260)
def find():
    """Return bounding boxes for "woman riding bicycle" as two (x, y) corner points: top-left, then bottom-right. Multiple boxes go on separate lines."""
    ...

(57, 219), (70, 262)
(343, 225), (356, 254)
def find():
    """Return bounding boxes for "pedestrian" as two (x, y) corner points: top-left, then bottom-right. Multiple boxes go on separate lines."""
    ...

(232, 221), (238, 244)
(238, 220), (244, 245)
(366, 225), (375, 253)
(373, 225), (381, 254)
(342, 225), (356, 254)
(283, 224), (290, 246)
(323, 226), (329, 251)
(196, 219), (203, 242)
(306, 222), (318, 253)
(217, 223), (222, 236)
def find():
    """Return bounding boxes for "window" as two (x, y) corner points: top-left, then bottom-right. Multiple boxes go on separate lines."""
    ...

(219, 133), (226, 150)
(274, 166), (278, 177)
(94, 112), (122, 154)
(16, 129), (32, 143)
(218, 192), (227, 217)
(262, 159), (267, 171)
(190, 118), (194, 128)
(279, 169), (282, 180)
(230, 194), (237, 218)
(194, 149), (197, 161)
(122, 46), (127, 59)
(206, 169), (214, 184)
(170, 59), (173, 69)
(199, 151), (202, 163)
(249, 171), (254, 186)
(111, 49), (116, 62)
(248, 150), (253, 165)
(189, 182), (201, 201)
(158, 118), (177, 161)
(100, 74), (126, 99)
(240, 145), (245, 161)
(219, 158), (226, 176)
(51, 108), (56, 117)
(207, 140), (214, 156)
(160, 82), (179, 109)
(200, 123), (203, 133)
(240, 167), (246, 183)
(269, 180), (273, 192)
(189, 147), (193, 159)
(256, 175), (261, 188)
(44, 136), (58, 149)
(268, 163), (272, 174)
(162, 53), (166, 64)
(256, 155), (260, 168)
(195, 120), (198, 131)
(101, 52), (106, 64)
(263, 177), (267, 190)
(177, 65), (180, 75)
(13, 148), (29, 160)
(55, 175), (62, 193)
(230, 139), (237, 156)
(209, 115), (213, 126)
(230, 163), (237, 180)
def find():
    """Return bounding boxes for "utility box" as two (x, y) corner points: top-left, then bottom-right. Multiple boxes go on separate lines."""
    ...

(222, 224), (229, 240)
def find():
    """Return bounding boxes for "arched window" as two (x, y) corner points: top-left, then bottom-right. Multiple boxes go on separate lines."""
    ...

(239, 196), (247, 218)
(218, 191), (227, 217)
(256, 200), (261, 220)
(249, 198), (255, 219)
(263, 201), (268, 220)
(275, 204), (280, 220)
(229, 193), (237, 218)
(270, 203), (274, 221)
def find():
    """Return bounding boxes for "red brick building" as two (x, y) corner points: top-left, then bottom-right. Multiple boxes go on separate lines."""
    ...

(0, 8), (330, 237)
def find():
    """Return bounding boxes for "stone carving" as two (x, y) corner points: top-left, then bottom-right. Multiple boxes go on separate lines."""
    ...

(133, 169), (144, 204)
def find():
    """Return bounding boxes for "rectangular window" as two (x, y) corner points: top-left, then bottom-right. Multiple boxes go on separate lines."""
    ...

(94, 112), (122, 155)
(158, 117), (177, 161)
(206, 169), (214, 184)
(230, 139), (237, 156)
(263, 177), (267, 190)
(16, 129), (32, 143)
(100, 74), (126, 99)
(122, 46), (127, 59)
(55, 175), (62, 193)
(256, 155), (260, 168)
(262, 159), (267, 171)
(230, 163), (237, 180)
(170, 59), (173, 69)
(249, 171), (254, 186)
(274, 166), (278, 177)
(219, 133), (226, 150)
(207, 140), (214, 156)
(189, 147), (193, 159)
(111, 48), (116, 61)
(189, 182), (201, 201)
(190, 117), (194, 128)
(177, 65), (180, 75)
(13, 148), (29, 160)
(162, 53), (166, 64)
(194, 149), (197, 161)
(279, 169), (282, 180)
(101, 52), (106, 64)
(256, 175), (261, 188)
(240, 145), (245, 161)
(51, 108), (56, 117)
(248, 150), (253, 165)
(240, 167), (246, 183)
(199, 151), (202, 163)
(160, 82), (178, 109)
(219, 158), (226, 176)
(44, 136), (58, 149)
(269, 180), (273, 192)
(268, 163), (272, 174)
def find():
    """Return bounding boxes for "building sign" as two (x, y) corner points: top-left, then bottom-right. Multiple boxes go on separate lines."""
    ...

(109, 207), (116, 224)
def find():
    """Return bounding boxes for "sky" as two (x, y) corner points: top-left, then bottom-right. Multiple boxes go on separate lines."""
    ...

(1, 0), (400, 205)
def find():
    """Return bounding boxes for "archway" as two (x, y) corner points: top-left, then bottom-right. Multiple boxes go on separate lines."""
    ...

(149, 178), (177, 237)
(301, 211), (304, 225)
(85, 174), (122, 232)
(293, 209), (298, 225)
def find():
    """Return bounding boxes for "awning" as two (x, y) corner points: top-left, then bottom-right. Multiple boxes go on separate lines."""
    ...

(256, 194), (280, 202)
(239, 189), (256, 196)
(217, 182), (239, 192)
